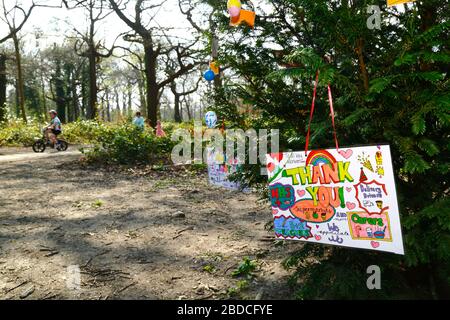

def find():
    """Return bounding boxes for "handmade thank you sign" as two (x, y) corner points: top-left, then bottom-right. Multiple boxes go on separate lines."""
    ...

(207, 147), (247, 191)
(266, 145), (404, 255)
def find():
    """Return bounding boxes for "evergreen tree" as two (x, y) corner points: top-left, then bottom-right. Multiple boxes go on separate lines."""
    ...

(203, 0), (449, 298)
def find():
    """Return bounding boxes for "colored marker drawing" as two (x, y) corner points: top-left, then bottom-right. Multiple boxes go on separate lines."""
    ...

(347, 211), (393, 242)
(274, 216), (312, 240)
(266, 145), (404, 255)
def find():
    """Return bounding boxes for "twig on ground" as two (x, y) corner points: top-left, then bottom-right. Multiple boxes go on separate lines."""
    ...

(5, 280), (28, 294)
(173, 226), (195, 239)
(114, 282), (137, 295)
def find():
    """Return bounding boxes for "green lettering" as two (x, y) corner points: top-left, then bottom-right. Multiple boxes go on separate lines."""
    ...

(338, 162), (354, 182)
(306, 186), (320, 206)
(282, 168), (300, 185)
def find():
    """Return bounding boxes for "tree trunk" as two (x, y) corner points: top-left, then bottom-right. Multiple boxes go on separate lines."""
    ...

(106, 89), (111, 122)
(185, 98), (192, 120)
(144, 41), (158, 128)
(39, 64), (47, 120)
(81, 65), (88, 118)
(114, 88), (120, 116)
(171, 81), (182, 123)
(122, 90), (127, 116)
(12, 34), (27, 123)
(71, 70), (79, 121)
(87, 50), (97, 119)
(54, 60), (66, 122)
(418, 2), (436, 72)
(0, 54), (7, 122)
(174, 93), (181, 122)
(138, 76), (146, 116)
(211, 31), (222, 89)
(355, 38), (369, 93)
(127, 84), (132, 115)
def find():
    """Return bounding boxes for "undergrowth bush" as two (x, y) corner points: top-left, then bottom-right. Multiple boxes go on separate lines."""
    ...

(63, 120), (109, 144)
(82, 124), (176, 164)
(0, 119), (111, 146)
(0, 119), (41, 146)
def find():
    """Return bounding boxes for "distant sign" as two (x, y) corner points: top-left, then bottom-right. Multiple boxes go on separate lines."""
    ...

(207, 148), (248, 191)
(266, 145), (404, 255)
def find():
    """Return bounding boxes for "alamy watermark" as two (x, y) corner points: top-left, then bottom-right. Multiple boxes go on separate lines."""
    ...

(366, 265), (381, 290)
(367, 5), (381, 30)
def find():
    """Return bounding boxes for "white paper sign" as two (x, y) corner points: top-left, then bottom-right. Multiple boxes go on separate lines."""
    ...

(207, 147), (247, 191)
(266, 145), (404, 255)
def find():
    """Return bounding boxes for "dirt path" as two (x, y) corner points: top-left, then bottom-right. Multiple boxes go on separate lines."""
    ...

(0, 149), (82, 163)
(0, 148), (300, 300)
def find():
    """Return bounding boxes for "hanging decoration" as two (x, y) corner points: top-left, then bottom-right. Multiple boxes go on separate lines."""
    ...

(227, 0), (241, 17)
(209, 61), (220, 75)
(228, 0), (256, 28)
(387, 0), (416, 6)
(205, 111), (218, 129)
(203, 70), (215, 82)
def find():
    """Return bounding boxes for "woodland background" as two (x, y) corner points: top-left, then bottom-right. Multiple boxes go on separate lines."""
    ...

(0, 0), (448, 299)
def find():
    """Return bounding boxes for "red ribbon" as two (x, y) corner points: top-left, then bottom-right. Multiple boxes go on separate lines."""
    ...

(328, 84), (339, 152)
(304, 70), (339, 156)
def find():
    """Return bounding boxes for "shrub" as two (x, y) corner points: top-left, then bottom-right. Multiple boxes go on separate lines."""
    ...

(0, 119), (110, 146)
(83, 124), (175, 164)
(0, 119), (41, 146)
(63, 120), (109, 144)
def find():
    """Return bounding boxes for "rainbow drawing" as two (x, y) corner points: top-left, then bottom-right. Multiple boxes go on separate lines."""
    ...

(306, 150), (337, 167)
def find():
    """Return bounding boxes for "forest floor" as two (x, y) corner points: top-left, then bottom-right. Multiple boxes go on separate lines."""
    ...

(0, 147), (300, 300)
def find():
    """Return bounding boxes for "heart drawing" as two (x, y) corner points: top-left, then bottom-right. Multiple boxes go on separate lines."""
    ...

(346, 202), (356, 210)
(346, 187), (352, 192)
(371, 241), (380, 249)
(272, 209), (278, 215)
(339, 149), (353, 159)
(270, 153), (284, 162)
(297, 190), (306, 198)
(315, 235), (322, 241)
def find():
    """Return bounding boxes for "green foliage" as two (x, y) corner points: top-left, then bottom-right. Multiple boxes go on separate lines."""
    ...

(232, 257), (258, 279)
(91, 199), (104, 208)
(0, 119), (41, 146)
(62, 120), (109, 144)
(202, 264), (216, 274)
(203, 0), (450, 299)
(0, 119), (110, 146)
(83, 124), (175, 165)
(0, 103), (6, 123)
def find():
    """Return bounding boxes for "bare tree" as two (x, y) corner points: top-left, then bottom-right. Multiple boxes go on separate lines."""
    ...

(0, 50), (7, 122)
(109, 0), (200, 128)
(179, 0), (220, 87)
(0, 1), (62, 122)
(0, 1), (38, 122)
(66, 0), (117, 119)
(169, 73), (200, 123)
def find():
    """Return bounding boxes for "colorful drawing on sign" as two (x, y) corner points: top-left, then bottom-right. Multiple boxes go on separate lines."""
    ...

(306, 149), (336, 167)
(269, 183), (295, 210)
(354, 179), (389, 215)
(274, 216), (312, 239)
(347, 211), (392, 242)
(207, 148), (247, 191)
(266, 145), (404, 255)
